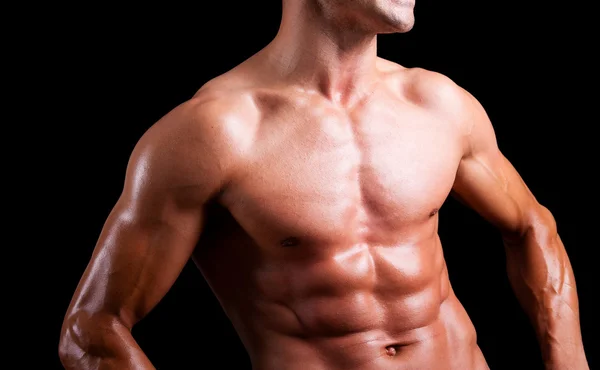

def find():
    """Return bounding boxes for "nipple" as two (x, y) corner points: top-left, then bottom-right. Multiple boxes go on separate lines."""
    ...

(280, 237), (300, 247)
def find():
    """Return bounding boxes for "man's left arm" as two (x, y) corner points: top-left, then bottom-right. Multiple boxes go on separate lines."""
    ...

(444, 79), (588, 370)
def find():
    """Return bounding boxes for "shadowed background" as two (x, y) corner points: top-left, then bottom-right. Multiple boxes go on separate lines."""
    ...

(31, 1), (595, 368)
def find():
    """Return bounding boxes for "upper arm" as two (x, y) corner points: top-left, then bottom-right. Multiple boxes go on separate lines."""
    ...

(64, 97), (243, 329)
(421, 71), (552, 237)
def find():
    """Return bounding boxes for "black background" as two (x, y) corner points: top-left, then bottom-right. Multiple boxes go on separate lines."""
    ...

(30, 0), (596, 369)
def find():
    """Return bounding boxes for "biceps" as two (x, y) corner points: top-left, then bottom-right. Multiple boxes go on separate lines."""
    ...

(452, 152), (537, 235)
(71, 201), (202, 327)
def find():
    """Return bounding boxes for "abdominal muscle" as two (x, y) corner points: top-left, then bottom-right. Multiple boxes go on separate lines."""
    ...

(250, 292), (486, 370)
(196, 233), (488, 370)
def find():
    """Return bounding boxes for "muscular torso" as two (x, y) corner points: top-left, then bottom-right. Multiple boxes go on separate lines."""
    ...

(192, 61), (489, 370)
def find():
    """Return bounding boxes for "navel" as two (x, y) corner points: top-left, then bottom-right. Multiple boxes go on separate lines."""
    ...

(385, 344), (399, 356)
(429, 208), (439, 217)
(280, 236), (300, 247)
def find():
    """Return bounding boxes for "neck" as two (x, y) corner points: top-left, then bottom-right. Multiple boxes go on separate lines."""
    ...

(261, 1), (380, 106)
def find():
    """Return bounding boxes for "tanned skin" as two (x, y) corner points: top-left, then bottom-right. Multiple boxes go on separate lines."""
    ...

(59, 1), (588, 369)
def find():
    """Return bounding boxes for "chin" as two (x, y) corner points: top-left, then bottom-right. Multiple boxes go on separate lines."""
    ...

(392, 20), (415, 33)
(378, 17), (415, 34)
(370, 4), (415, 34)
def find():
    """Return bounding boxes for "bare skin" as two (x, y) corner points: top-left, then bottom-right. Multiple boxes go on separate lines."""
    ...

(59, 1), (588, 369)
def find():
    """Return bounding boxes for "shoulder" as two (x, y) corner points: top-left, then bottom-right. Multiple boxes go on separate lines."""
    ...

(403, 68), (498, 156)
(379, 60), (485, 129)
(407, 68), (491, 131)
(379, 60), (498, 156)
(376, 59), (464, 103)
(405, 67), (477, 117)
(403, 67), (464, 104)
(126, 80), (260, 198)
(395, 62), (493, 136)
(149, 77), (259, 151)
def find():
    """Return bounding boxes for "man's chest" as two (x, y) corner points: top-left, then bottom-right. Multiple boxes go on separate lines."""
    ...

(220, 97), (464, 248)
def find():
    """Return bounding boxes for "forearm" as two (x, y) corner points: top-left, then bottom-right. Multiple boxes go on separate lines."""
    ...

(503, 213), (587, 369)
(59, 310), (154, 370)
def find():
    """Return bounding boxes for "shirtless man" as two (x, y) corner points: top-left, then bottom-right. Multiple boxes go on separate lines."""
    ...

(58, 1), (589, 369)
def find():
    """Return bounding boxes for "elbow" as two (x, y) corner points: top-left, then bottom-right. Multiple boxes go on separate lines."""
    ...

(58, 310), (123, 368)
(504, 203), (558, 246)
(525, 203), (558, 240)
(58, 336), (68, 367)
(59, 310), (85, 368)
(58, 334), (76, 369)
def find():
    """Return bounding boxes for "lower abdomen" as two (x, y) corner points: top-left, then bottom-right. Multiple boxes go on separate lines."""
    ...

(250, 292), (483, 370)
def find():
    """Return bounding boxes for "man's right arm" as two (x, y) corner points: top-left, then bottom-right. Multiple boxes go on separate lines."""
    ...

(58, 96), (243, 369)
